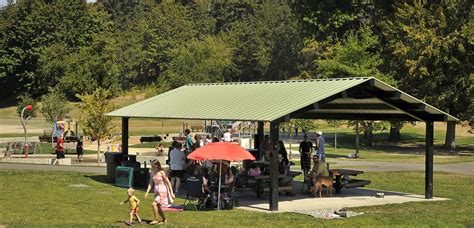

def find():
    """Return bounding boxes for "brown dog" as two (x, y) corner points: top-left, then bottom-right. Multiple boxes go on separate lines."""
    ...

(311, 176), (334, 198)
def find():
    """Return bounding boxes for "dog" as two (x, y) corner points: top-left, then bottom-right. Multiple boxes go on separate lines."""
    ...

(311, 176), (334, 198)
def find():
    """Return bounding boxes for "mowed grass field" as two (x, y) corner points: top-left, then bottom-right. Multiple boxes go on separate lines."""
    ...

(0, 170), (472, 226)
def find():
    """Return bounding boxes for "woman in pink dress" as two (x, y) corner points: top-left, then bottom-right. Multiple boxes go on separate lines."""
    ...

(145, 160), (175, 225)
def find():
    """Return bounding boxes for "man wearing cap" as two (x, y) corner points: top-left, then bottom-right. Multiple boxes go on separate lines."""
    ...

(315, 131), (326, 162)
(299, 135), (313, 176)
(309, 154), (329, 178)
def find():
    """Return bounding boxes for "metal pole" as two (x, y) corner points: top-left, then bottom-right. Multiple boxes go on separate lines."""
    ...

(217, 160), (222, 210)
(20, 107), (30, 158)
(161, 120), (164, 139)
(425, 121), (434, 199)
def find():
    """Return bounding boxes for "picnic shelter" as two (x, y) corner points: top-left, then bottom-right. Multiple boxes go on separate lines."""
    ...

(106, 77), (458, 211)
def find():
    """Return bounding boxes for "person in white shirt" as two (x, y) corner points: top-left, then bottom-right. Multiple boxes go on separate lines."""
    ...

(169, 143), (186, 194)
(223, 129), (232, 142)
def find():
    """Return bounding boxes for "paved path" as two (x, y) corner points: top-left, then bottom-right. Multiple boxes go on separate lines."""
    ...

(1, 157), (472, 176)
(328, 161), (474, 176)
(0, 162), (106, 174)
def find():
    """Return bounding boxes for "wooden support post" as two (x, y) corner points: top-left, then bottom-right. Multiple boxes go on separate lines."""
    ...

(425, 121), (434, 199)
(257, 122), (264, 156)
(355, 121), (360, 158)
(122, 117), (129, 156)
(269, 121), (279, 211)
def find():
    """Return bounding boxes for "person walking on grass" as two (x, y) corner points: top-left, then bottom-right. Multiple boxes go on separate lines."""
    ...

(120, 188), (142, 226)
(145, 160), (175, 225)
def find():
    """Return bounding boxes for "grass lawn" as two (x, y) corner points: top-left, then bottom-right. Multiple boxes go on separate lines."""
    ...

(129, 141), (173, 149)
(0, 170), (472, 226)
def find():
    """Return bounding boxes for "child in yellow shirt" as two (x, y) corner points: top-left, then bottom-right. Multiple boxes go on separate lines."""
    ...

(120, 188), (142, 226)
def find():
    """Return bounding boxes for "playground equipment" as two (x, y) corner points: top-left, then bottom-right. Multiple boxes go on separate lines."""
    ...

(20, 104), (33, 158)
(39, 119), (80, 143)
(2, 141), (40, 155)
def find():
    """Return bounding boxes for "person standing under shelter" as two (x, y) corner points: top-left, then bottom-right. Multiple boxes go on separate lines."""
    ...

(299, 135), (313, 176)
(184, 129), (193, 155)
(259, 135), (271, 160)
(315, 131), (326, 162)
(169, 143), (186, 195)
(223, 129), (232, 142)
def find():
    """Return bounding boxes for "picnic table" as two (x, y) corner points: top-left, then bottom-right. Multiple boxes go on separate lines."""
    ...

(329, 169), (371, 193)
(248, 174), (291, 198)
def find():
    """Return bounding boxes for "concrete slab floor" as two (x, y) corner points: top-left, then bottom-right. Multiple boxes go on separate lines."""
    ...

(236, 182), (449, 213)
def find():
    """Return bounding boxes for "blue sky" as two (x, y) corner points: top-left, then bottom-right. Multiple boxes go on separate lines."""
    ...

(0, 0), (8, 7)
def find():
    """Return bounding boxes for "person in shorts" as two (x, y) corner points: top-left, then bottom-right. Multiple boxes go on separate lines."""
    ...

(169, 142), (186, 194)
(120, 188), (142, 226)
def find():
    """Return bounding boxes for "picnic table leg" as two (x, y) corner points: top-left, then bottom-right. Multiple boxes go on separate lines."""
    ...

(335, 175), (342, 194)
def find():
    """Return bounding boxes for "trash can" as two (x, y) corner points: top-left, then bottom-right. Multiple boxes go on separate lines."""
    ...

(105, 152), (123, 183)
(133, 168), (150, 187)
(116, 166), (134, 188)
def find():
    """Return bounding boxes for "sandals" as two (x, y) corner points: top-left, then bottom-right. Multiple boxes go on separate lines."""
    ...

(150, 219), (167, 225)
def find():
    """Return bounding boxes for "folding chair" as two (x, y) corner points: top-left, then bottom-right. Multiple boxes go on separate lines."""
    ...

(183, 176), (207, 211)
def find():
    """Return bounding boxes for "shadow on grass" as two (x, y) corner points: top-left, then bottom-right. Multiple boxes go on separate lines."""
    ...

(85, 174), (111, 185)
(85, 174), (149, 190)
(325, 154), (348, 159)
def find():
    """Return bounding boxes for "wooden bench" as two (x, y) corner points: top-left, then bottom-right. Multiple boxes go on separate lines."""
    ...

(342, 179), (371, 188)
(263, 186), (293, 192)
(140, 136), (162, 143)
(171, 136), (185, 143)
(235, 187), (253, 192)
(190, 126), (203, 132)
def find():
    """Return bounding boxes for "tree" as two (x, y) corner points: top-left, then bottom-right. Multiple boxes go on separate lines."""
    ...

(76, 88), (115, 165)
(382, 1), (473, 149)
(312, 26), (394, 146)
(223, 2), (303, 82)
(39, 88), (70, 123)
(163, 35), (232, 89)
(0, 0), (110, 99)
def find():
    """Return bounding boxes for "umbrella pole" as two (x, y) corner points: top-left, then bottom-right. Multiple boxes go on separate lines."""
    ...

(218, 160), (222, 210)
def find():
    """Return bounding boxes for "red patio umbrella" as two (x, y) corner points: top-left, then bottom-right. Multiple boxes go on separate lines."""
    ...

(187, 142), (256, 161)
(187, 142), (255, 209)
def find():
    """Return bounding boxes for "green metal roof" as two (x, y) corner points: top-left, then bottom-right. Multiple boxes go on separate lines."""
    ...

(106, 77), (458, 122)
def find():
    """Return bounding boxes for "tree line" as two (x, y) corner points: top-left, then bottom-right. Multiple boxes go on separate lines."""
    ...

(1, 0), (472, 149)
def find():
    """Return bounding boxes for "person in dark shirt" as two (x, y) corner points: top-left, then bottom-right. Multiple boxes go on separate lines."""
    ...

(299, 135), (313, 175)
(278, 140), (290, 176)
(278, 154), (295, 196)
(76, 139), (83, 162)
